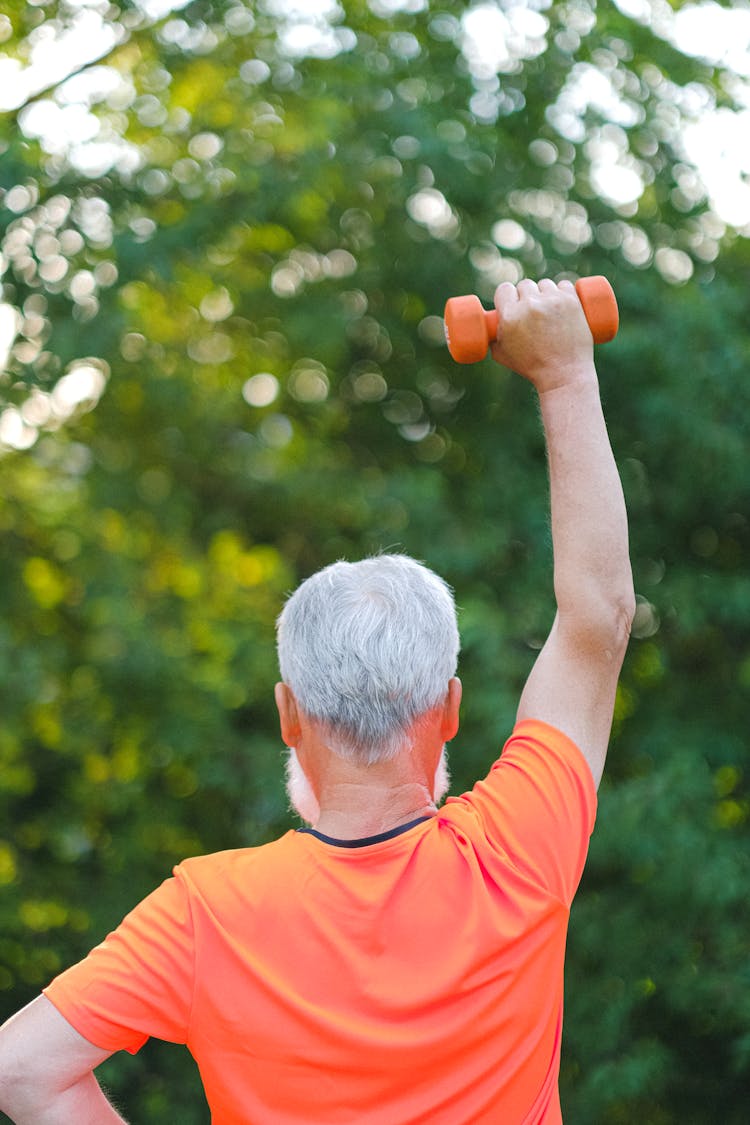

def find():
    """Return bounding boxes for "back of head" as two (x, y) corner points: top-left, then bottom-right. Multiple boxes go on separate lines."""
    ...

(276, 554), (460, 764)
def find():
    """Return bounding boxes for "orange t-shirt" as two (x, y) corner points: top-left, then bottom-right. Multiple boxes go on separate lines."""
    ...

(43, 719), (596, 1124)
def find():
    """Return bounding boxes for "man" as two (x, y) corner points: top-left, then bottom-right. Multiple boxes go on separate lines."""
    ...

(0, 279), (635, 1123)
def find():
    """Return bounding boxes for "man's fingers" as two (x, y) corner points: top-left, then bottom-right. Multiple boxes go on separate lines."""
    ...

(492, 281), (519, 342)
(495, 278), (573, 314)
(494, 280), (519, 309)
(516, 278), (540, 298)
(492, 278), (584, 363)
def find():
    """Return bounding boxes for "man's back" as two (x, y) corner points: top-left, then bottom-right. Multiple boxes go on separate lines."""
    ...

(42, 721), (596, 1125)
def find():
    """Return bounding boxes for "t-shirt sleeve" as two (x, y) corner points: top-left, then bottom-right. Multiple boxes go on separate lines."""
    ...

(42, 867), (194, 1054)
(454, 718), (597, 905)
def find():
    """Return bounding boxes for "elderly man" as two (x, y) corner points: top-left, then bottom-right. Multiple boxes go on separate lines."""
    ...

(0, 279), (635, 1124)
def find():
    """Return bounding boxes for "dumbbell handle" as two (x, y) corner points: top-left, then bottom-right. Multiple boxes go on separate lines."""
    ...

(444, 276), (619, 364)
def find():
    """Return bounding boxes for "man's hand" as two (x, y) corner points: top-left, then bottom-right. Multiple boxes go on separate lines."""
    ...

(489, 279), (595, 393)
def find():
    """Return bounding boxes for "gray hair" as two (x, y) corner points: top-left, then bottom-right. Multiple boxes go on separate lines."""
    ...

(276, 554), (460, 764)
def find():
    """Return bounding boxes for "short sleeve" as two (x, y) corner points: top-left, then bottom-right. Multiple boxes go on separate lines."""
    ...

(42, 868), (194, 1054)
(452, 719), (597, 905)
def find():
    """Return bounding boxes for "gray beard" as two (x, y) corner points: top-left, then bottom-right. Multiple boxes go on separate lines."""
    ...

(284, 747), (452, 828)
(284, 748), (321, 826)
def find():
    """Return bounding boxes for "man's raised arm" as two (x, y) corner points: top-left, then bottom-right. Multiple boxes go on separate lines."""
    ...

(491, 278), (636, 788)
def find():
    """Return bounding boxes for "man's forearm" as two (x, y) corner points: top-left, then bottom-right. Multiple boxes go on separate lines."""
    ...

(538, 370), (634, 630)
(0, 1072), (128, 1125)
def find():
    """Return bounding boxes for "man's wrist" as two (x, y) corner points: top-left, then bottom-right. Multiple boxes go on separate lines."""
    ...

(534, 362), (599, 397)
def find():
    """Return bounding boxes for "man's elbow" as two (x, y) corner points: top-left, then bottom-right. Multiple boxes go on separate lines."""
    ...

(0, 1031), (18, 1104)
(560, 584), (636, 657)
(604, 571), (636, 638)
(0, 1060), (29, 1119)
(0, 1028), (49, 1119)
(610, 590), (636, 658)
(0, 1067), (24, 1118)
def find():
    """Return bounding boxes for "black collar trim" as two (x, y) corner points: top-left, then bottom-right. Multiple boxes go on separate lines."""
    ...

(297, 815), (433, 849)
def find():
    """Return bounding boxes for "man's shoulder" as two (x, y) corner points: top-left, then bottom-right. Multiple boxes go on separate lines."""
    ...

(449, 719), (595, 808)
(437, 719), (597, 903)
(174, 831), (300, 882)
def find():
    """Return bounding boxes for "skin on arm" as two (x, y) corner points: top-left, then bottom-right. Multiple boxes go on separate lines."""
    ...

(0, 995), (127, 1125)
(490, 279), (636, 788)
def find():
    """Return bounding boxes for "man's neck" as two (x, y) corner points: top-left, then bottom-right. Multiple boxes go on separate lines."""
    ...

(312, 781), (437, 840)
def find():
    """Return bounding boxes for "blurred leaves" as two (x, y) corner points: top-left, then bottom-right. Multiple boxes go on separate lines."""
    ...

(1, 0), (750, 1122)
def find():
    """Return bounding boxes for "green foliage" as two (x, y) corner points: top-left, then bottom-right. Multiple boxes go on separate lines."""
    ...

(1, 0), (749, 1121)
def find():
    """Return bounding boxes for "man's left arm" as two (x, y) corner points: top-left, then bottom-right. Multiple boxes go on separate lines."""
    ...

(0, 868), (194, 1122)
(0, 995), (127, 1124)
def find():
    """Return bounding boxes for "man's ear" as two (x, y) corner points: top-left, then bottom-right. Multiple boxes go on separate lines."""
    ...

(274, 682), (302, 747)
(441, 677), (462, 741)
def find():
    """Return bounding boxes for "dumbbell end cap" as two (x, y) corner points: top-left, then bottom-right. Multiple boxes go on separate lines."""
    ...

(444, 295), (490, 363)
(574, 275), (619, 343)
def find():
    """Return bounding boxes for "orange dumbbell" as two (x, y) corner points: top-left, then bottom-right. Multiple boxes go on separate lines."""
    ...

(443, 276), (619, 364)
